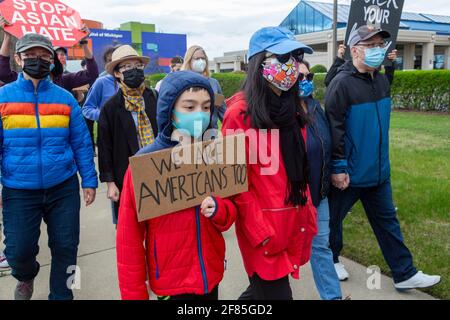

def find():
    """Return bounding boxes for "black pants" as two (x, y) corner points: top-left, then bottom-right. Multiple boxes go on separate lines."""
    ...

(170, 286), (219, 300)
(84, 117), (96, 152)
(238, 274), (292, 300)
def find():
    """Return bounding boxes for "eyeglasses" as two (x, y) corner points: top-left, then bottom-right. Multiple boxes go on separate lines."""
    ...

(357, 42), (386, 49)
(21, 53), (53, 62)
(299, 72), (314, 82)
(118, 63), (146, 72)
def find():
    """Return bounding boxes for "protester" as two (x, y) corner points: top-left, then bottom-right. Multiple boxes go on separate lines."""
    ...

(54, 46), (69, 73)
(99, 45), (118, 77)
(116, 70), (237, 300)
(98, 45), (158, 225)
(222, 27), (317, 300)
(299, 61), (342, 300)
(155, 55), (183, 91)
(324, 43), (398, 87)
(181, 45), (226, 129)
(82, 46), (121, 123)
(0, 16), (99, 91)
(325, 25), (441, 290)
(0, 33), (97, 300)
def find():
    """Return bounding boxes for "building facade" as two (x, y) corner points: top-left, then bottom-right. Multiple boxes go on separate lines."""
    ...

(279, 0), (450, 70)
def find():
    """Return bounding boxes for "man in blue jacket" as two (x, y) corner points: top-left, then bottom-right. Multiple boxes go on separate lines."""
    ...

(325, 25), (440, 290)
(0, 33), (98, 300)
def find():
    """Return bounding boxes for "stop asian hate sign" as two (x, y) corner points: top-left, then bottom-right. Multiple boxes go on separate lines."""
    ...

(0, 0), (86, 47)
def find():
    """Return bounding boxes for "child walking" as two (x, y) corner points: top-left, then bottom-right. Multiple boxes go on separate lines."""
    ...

(116, 71), (237, 300)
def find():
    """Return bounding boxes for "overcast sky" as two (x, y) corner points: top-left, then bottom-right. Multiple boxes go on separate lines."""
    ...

(65, 0), (450, 58)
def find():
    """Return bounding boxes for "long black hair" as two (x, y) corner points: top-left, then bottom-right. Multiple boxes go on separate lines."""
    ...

(243, 52), (308, 129)
(242, 51), (310, 206)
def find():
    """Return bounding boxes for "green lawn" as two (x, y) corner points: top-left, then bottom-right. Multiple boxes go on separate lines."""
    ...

(342, 111), (450, 299)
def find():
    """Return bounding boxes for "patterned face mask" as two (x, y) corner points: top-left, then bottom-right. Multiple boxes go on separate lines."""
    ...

(261, 55), (300, 91)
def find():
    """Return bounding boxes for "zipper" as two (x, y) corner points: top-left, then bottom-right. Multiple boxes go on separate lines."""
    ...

(371, 81), (382, 186)
(153, 239), (159, 280)
(195, 207), (209, 294)
(34, 87), (44, 189)
(312, 120), (327, 198)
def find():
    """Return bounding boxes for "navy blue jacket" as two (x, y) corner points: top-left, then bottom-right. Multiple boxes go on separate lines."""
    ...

(306, 97), (332, 207)
(137, 71), (216, 155)
(325, 61), (391, 187)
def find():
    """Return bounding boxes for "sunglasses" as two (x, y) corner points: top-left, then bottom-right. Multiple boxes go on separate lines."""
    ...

(298, 72), (314, 81)
(299, 72), (314, 81)
(273, 49), (304, 64)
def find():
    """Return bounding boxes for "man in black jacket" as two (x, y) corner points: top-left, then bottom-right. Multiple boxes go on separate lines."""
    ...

(325, 25), (441, 290)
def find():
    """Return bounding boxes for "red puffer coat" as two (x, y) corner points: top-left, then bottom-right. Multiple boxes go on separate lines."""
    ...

(222, 91), (317, 281)
(116, 168), (237, 300)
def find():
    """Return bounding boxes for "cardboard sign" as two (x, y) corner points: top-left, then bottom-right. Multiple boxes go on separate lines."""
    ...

(344, 0), (405, 64)
(0, 0), (86, 47)
(130, 134), (248, 222)
(214, 94), (225, 107)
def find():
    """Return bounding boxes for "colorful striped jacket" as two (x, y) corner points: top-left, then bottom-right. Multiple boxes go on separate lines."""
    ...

(0, 73), (98, 190)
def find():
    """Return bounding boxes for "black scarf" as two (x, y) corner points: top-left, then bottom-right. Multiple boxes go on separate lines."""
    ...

(268, 90), (309, 206)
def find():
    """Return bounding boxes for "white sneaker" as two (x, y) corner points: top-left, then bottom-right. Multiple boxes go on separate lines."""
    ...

(334, 262), (349, 281)
(394, 271), (441, 291)
(0, 252), (10, 269)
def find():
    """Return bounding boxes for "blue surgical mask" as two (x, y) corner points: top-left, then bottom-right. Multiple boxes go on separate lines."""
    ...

(364, 46), (387, 68)
(172, 110), (211, 139)
(299, 80), (315, 98)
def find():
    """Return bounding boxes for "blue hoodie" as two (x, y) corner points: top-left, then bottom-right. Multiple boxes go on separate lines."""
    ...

(82, 75), (118, 121)
(137, 71), (215, 155)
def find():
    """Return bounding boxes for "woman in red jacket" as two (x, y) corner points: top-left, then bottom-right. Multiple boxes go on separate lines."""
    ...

(116, 71), (237, 300)
(222, 27), (317, 300)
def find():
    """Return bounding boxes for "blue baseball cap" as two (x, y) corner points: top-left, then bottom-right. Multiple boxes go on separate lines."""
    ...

(248, 27), (313, 60)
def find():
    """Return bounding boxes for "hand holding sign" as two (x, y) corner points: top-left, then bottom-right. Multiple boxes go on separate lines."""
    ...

(0, 12), (10, 29)
(0, 0), (86, 47)
(79, 23), (90, 43)
(200, 196), (216, 218)
(387, 49), (398, 61)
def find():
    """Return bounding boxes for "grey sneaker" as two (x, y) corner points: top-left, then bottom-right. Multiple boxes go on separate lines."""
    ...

(14, 280), (34, 300)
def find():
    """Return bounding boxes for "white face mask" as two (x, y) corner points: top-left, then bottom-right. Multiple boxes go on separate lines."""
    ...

(192, 59), (207, 73)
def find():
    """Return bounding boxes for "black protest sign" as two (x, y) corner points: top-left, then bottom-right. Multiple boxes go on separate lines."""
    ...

(344, 0), (405, 64)
(130, 134), (248, 222)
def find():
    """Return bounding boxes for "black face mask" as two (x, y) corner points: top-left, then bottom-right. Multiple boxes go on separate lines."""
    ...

(22, 58), (51, 80)
(122, 68), (145, 89)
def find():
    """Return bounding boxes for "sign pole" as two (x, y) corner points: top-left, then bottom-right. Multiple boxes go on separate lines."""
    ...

(332, 0), (338, 60)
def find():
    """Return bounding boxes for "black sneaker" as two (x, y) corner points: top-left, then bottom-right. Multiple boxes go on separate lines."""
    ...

(14, 280), (34, 300)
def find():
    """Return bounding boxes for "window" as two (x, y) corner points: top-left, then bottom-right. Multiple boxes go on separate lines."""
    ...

(323, 17), (332, 30)
(305, 4), (314, 33)
(314, 9), (323, 31)
(297, 2), (306, 34)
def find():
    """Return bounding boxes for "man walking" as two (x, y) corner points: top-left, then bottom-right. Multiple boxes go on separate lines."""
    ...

(325, 25), (440, 290)
(0, 33), (98, 300)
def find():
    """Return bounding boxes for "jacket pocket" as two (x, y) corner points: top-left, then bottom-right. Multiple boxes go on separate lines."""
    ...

(261, 207), (294, 255)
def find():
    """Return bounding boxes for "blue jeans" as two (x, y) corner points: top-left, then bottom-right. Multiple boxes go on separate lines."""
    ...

(310, 198), (342, 300)
(2, 175), (81, 300)
(328, 179), (417, 283)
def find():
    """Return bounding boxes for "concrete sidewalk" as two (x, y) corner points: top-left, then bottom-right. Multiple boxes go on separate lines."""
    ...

(0, 183), (436, 300)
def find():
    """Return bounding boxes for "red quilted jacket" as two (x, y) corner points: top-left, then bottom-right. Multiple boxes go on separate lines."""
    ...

(222, 91), (318, 281)
(116, 168), (237, 300)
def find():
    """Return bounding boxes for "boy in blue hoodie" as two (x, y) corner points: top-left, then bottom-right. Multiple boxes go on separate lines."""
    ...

(116, 71), (237, 300)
